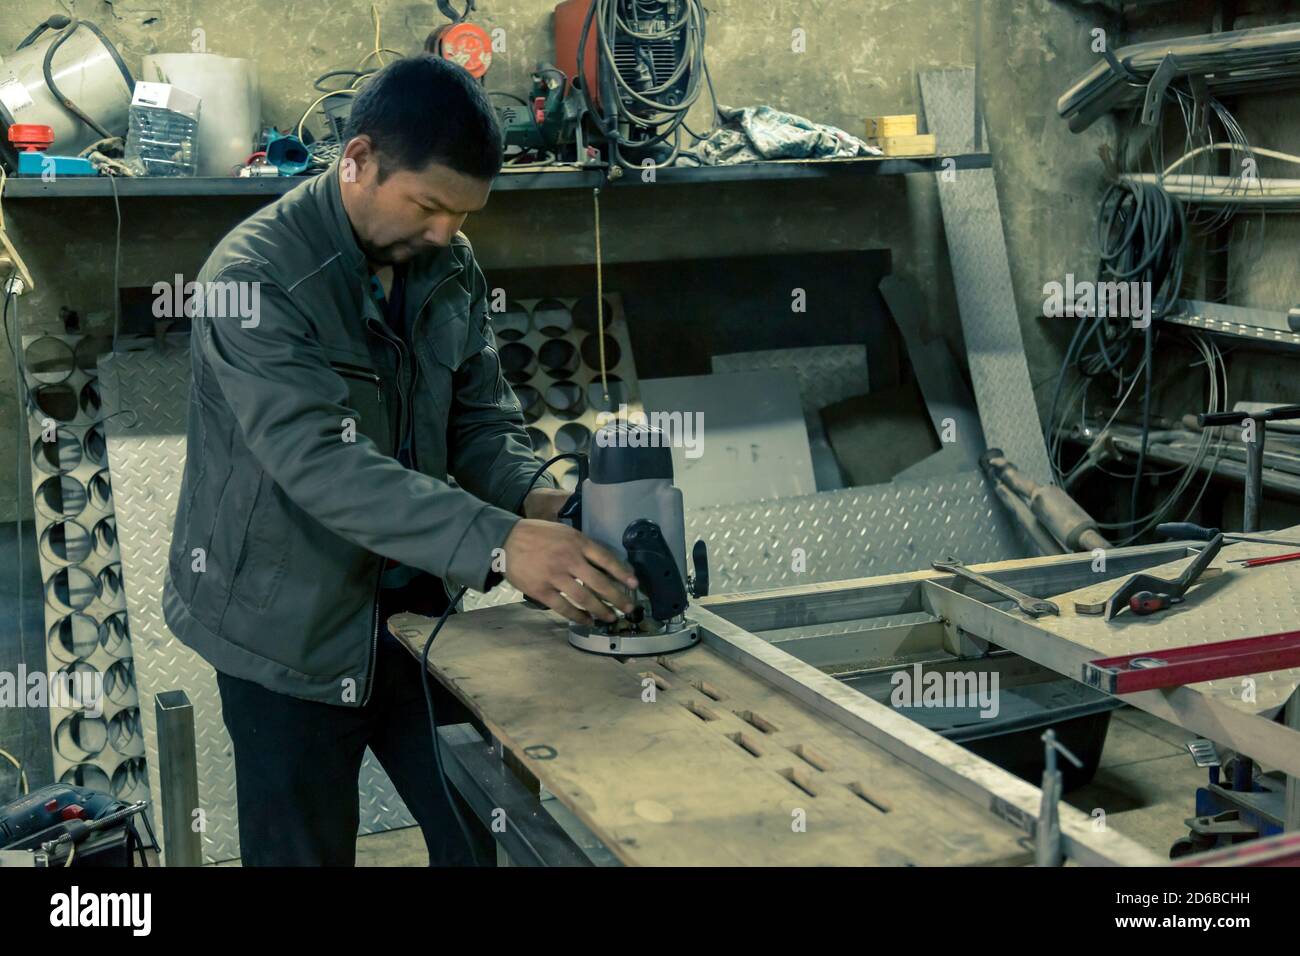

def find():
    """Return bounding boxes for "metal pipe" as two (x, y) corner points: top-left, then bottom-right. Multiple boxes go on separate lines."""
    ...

(1059, 22), (1300, 131)
(155, 690), (202, 867)
(1245, 431), (1264, 533)
(982, 449), (1111, 551)
(1108, 433), (1300, 499)
(990, 482), (1064, 556)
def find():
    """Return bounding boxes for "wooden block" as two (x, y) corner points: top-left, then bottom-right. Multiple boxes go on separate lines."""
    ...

(871, 134), (938, 157)
(866, 114), (918, 139)
(389, 603), (1031, 866)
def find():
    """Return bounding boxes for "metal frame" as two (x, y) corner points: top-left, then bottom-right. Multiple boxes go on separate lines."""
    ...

(920, 586), (1300, 781)
(692, 604), (1159, 866)
(699, 540), (1196, 633)
(691, 608), (1159, 868)
(699, 539), (1300, 858)
(435, 724), (605, 867)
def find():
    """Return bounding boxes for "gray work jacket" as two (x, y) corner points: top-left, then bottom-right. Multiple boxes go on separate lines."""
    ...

(162, 162), (550, 706)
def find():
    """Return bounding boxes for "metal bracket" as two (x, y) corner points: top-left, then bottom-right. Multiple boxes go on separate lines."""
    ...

(1187, 738), (1221, 768)
(1188, 74), (1211, 142)
(1142, 53), (1180, 127)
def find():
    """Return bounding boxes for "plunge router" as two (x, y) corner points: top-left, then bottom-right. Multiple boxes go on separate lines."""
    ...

(562, 420), (708, 655)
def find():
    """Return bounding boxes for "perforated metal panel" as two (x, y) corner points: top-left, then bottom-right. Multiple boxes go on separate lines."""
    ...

(20, 333), (146, 806)
(495, 293), (643, 491)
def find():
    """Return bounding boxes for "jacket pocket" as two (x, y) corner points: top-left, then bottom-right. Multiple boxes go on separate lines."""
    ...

(230, 474), (289, 611)
(332, 361), (395, 458)
(417, 316), (473, 430)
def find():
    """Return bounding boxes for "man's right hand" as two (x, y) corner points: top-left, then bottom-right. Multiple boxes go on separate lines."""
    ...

(502, 519), (640, 626)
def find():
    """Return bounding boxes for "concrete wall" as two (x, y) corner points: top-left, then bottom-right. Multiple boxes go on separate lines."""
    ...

(2, 0), (1127, 521)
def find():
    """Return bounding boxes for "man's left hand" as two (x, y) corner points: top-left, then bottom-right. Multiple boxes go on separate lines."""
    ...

(523, 488), (571, 522)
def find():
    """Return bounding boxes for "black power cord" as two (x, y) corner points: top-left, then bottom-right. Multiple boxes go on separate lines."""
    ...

(23, 17), (132, 142)
(418, 452), (587, 864)
(1096, 181), (1186, 534)
(1046, 180), (1186, 536)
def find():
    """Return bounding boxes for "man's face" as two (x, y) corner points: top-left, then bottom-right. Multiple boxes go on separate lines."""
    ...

(340, 137), (493, 265)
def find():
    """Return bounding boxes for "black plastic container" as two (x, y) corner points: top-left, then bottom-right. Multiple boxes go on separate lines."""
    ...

(841, 666), (1119, 792)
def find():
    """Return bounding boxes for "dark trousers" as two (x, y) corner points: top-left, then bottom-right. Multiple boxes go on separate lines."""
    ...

(215, 575), (493, 866)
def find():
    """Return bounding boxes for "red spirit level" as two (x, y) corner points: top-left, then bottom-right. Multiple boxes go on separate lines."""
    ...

(1083, 628), (1300, 694)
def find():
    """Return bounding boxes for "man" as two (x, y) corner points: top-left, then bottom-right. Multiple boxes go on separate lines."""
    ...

(163, 55), (638, 866)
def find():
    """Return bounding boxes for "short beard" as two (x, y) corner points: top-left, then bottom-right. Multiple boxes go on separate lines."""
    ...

(354, 231), (403, 265)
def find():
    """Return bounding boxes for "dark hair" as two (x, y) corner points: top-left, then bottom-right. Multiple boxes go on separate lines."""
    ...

(344, 55), (502, 180)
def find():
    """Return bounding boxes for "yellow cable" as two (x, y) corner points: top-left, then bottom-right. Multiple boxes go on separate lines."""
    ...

(593, 188), (608, 402)
(298, 4), (404, 143)
(296, 89), (355, 143)
(357, 5), (403, 69)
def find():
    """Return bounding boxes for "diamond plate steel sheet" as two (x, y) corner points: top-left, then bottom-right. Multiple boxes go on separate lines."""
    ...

(466, 471), (1025, 613)
(100, 342), (413, 864)
(683, 470), (1023, 595)
(919, 69), (1054, 486)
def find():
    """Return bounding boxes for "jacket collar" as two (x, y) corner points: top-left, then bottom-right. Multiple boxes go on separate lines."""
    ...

(311, 161), (368, 277)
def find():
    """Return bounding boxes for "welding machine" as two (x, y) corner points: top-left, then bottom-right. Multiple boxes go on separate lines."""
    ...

(553, 0), (708, 168)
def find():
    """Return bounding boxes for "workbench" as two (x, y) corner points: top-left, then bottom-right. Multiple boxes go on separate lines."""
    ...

(388, 536), (1300, 866)
(395, 603), (1043, 866)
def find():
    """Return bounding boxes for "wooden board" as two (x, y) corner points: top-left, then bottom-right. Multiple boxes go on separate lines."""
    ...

(389, 604), (1031, 867)
(870, 134), (939, 157)
(865, 115), (919, 138)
